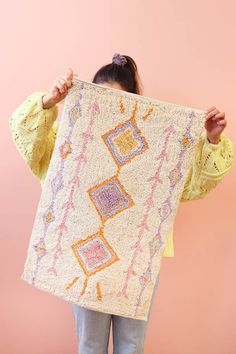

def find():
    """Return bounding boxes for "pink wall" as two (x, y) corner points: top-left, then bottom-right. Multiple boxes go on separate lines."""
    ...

(1, 1), (235, 353)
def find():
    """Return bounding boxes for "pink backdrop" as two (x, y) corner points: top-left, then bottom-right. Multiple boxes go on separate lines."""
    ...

(1, 1), (235, 353)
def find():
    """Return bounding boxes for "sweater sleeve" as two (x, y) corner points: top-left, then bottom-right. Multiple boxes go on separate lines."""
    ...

(9, 92), (59, 181)
(180, 131), (234, 202)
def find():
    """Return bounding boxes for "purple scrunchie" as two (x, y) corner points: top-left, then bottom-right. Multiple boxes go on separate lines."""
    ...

(112, 53), (127, 67)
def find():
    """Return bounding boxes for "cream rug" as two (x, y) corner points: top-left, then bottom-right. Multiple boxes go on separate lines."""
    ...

(21, 77), (206, 320)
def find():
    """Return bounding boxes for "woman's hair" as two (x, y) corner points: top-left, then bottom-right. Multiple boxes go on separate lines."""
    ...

(92, 53), (143, 95)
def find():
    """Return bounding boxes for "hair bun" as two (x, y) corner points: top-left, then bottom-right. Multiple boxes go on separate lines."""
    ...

(112, 53), (127, 67)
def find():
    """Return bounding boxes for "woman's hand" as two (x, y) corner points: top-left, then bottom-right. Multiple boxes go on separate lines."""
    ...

(42, 68), (74, 109)
(205, 106), (227, 144)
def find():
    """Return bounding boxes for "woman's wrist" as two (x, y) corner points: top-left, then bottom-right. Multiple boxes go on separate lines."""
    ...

(42, 94), (55, 109)
(207, 134), (221, 144)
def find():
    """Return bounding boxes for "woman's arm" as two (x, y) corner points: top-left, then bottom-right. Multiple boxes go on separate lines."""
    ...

(9, 92), (59, 181)
(9, 68), (74, 182)
(181, 132), (233, 201)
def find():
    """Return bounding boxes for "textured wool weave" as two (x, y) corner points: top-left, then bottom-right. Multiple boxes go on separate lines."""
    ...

(21, 77), (206, 320)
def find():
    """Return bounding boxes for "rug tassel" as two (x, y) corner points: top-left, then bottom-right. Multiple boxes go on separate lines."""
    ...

(130, 101), (138, 121)
(120, 98), (125, 114)
(81, 277), (88, 295)
(96, 282), (102, 301)
(142, 107), (154, 121)
(66, 276), (79, 290)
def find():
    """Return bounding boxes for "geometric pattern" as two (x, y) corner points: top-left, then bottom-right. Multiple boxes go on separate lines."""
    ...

(65, 107), (151, 300)
(20, 78), (206, 320)
(168, 166), (183, 187)
(71, 231), (119, 276)
(102, 119), (148, 166)
(60, 140), (72, 159)
(87, 176), (134, 221)
(33, 239), (47, 258)
(65, 109), (150, 299)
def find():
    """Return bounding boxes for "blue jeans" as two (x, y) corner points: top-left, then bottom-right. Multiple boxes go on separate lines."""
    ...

(71, 274), (160, 354)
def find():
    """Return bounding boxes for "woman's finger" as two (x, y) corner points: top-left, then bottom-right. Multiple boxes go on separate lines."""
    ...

(59, 78), (67, 87)
(55, 80), (64, 91)
(59, 78), (68, 94)
(66, 68), (73, 87)
(206, 106), (216, 113)
(60, 70), (73, 89)
(51, 86), (60, 99)
(211, 112), (225, 121)
(217, 119), (227, 126)
(57, 79), (67, 94)
(60, 76), (71, 90)
(205, 108), (220, 121)
(213, 112), (225, 120)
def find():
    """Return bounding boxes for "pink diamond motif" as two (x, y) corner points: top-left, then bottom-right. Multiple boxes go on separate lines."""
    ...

(71, 232), (119, 276)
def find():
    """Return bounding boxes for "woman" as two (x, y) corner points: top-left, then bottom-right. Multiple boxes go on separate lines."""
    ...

(9, 53), (233, 354)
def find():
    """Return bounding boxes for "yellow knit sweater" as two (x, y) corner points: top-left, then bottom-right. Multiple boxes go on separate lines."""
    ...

(9, 91), (234, 257)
